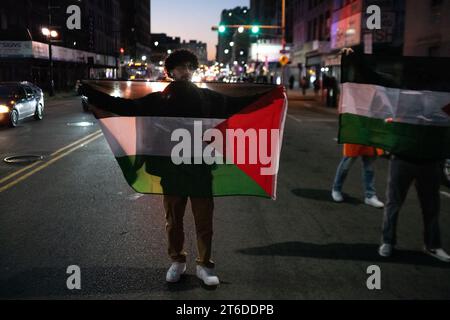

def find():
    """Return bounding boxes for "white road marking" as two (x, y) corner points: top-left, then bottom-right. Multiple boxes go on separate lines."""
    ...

(128, 193), (144, 201)
(0, 133), (103, 193)
(288, 114), (303, 124)
(288, 114), (338, 124)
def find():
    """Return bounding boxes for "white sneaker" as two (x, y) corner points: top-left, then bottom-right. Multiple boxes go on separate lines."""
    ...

(166, 262), (187, 283)
(379, 243), (393, 257)
(332, 190), (344, 203)
(424, 247), (450, 263)
(196, 265), (220, 286)
(365, 196), (384, 209)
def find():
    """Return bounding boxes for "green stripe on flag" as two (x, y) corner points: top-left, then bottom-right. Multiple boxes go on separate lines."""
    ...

(116, 156), (270, 198)
(339, 114), (450, 160)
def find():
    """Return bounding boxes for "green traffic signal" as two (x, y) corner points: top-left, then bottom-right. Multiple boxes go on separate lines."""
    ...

(251, 26), (260, 34)
(218, 25), (226, 33)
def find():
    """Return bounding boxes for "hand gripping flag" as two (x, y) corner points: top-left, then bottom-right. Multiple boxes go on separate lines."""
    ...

(444, 104), (450, 117)
(82, 81), (287, 199)
(339, 54), (450, 160)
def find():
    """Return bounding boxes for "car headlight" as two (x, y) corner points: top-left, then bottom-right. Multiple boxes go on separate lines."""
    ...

(0, 105), (10, 114)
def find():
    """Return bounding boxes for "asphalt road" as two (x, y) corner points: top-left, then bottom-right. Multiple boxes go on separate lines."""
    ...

(0, 94), (449, 300)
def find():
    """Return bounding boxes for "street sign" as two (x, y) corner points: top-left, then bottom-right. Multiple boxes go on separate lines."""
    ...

(279, 55), (289, 66)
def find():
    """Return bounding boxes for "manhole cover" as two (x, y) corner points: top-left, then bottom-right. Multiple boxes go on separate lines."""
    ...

(4, 155), (45, 164)
(67, 122), (95, 127)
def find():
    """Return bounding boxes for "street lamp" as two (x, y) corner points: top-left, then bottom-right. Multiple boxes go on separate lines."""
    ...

(42, 27), (58, 96)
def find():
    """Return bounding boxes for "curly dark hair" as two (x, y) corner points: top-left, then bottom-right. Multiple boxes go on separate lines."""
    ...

(164, 49), (199, 73)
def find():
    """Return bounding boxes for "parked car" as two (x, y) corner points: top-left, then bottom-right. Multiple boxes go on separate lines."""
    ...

(0, 82), (44, 127)
(443, 159), (450, 188)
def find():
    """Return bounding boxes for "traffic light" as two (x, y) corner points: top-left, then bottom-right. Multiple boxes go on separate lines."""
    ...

(251, 26), (260, 34)
(120, 48), (125, 54)
(218, 25), (226, 33)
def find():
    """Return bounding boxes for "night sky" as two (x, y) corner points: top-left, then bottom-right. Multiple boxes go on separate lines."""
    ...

(151, 0), (250, 61)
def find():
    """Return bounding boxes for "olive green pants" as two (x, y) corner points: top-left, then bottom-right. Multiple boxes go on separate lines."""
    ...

(164, 196), (215, 269)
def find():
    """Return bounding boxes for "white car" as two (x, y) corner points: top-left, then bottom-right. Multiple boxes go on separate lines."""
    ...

(0, 82), (44, 127)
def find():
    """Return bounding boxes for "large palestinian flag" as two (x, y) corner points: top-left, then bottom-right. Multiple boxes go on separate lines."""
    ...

(82, 81), (287, 199)
(339, 54), (450, 160)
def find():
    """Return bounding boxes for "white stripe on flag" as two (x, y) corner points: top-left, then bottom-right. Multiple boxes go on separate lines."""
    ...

(99, 117), (225, 157)
(340, 83), (450, 127)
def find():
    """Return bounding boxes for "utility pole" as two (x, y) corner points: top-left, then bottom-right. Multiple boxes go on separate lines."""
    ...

(112, 30), (121, 79)
(48, 0), (54, 96)
(281, 0), (287, 86)
(46, 0), (60, 96)
(282, 0), (286, 51)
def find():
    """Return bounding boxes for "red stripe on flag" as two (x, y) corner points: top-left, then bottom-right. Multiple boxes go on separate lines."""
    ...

(215, 87), (287, 198)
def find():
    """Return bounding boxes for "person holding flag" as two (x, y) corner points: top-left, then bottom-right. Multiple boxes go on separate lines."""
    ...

(379, 102), (450, 262)
(331, 144), (385, 209)
(81, 49), (288, 285)
(379, 153), (450, 262)
(338, 53), (450, 262)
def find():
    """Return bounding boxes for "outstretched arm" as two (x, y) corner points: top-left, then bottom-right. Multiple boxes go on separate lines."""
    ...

(81, 83), (164, 117)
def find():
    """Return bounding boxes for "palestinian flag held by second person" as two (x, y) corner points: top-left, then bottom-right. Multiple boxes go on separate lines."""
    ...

(82, 81), (287, 200)
(339, 54), (450, 160)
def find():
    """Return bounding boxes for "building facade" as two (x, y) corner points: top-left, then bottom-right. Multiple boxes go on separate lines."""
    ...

(0, 0), (152, 91)
(403, 0), (450, 57)
(120, 0), (152, 62)
(291, 0), (333, 86)
(216, 6), (251, 66)
(150, 34), (207, 64)
(290, 0), (405, 86)
(248, 0), (295, 82)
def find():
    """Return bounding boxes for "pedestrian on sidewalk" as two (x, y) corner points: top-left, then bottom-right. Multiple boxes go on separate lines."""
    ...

(378, 154), (450, 262)
(300, 77), (309, 96)
(332, 144), (385, 208)
(326, 76), (339, 108)
(313, 79), (320, 97)
(289, 75), (295, 90)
